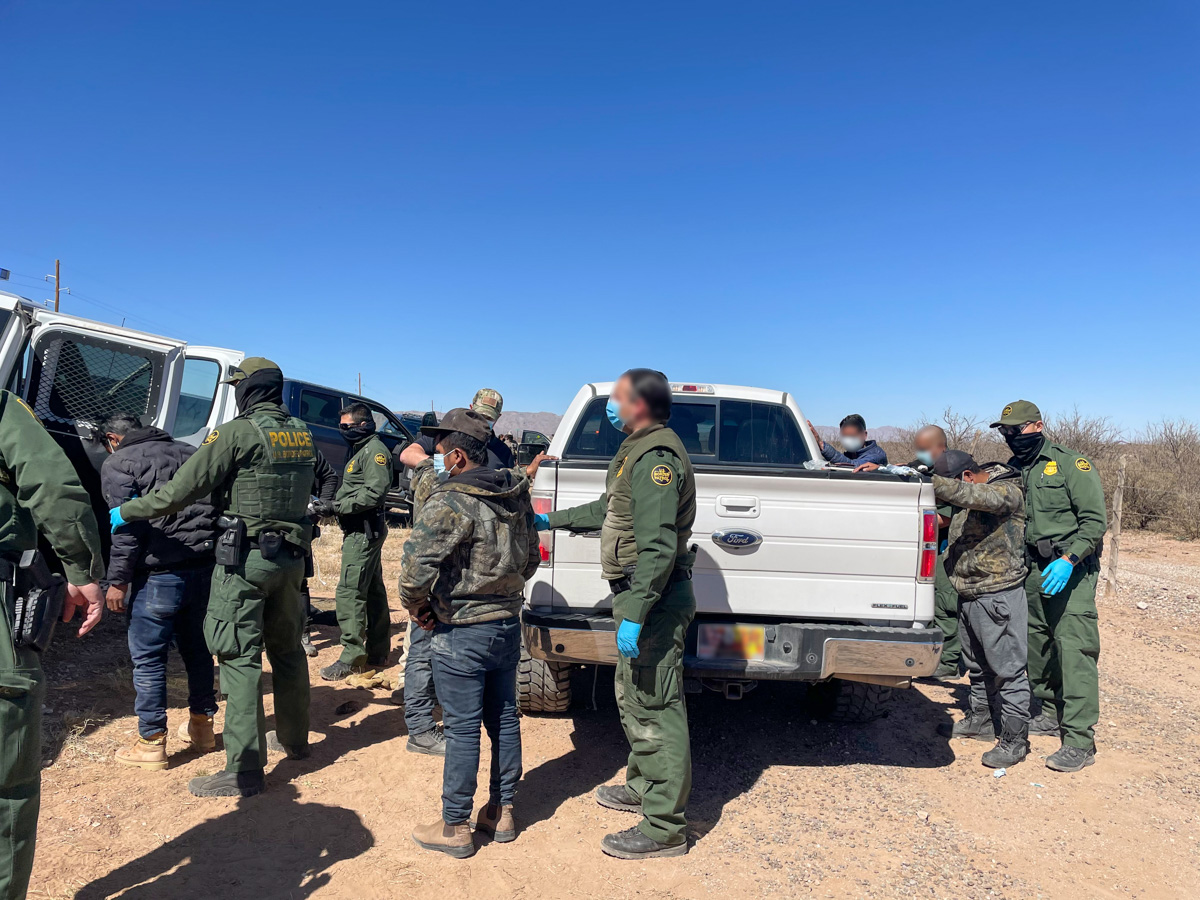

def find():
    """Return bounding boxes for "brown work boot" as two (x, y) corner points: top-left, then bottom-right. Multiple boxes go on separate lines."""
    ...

(115, 732), (168, 770)
(177, 712), (217, 752)
(412, 819), (476, 859)
(472, 802), (516, 843)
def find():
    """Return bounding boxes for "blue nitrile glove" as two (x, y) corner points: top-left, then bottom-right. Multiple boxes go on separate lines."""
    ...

(1041, 558), (1074, 595)
(939, 538), (949, 554)
(533, 513), (550, 531)
(616, 620), (642, 658)
(109, 506), (128, 533)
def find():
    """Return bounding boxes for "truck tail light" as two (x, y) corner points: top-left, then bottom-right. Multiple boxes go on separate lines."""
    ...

(532, 494), (554, 567)
(917, 508), (938, 583)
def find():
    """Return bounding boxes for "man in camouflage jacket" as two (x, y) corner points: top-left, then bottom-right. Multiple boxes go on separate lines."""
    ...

(399, 409), (540, 860)
(932, 450), (1032, 769)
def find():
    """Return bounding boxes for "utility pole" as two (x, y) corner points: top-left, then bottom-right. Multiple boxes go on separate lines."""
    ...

(54, 259), (60, 311)
(358, 372), (362, 395)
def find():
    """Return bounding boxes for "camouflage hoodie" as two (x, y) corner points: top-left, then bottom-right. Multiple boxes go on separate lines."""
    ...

(399, 463), (540, 625)
(932, 464), (1028, 599)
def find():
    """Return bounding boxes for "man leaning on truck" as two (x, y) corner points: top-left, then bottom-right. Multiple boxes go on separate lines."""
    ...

(536, 368), (696, 860)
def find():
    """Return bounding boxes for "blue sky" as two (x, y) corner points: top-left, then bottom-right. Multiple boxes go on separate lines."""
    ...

(2, 1), (1197, 432)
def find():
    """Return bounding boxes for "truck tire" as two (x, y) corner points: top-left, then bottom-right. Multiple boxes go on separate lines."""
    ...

(808, 678), (893, 724)
(517, 648), (572, 714)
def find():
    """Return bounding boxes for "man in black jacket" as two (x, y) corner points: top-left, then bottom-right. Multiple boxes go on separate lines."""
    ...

(101, 413), (219, 770)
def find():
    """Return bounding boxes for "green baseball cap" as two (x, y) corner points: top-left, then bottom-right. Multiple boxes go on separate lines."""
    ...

(471, 388), (503, 422)
(990, 400), (1042, 428)
(222, 357), (281, 384)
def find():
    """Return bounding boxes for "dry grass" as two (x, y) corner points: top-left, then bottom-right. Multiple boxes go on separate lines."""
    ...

(308, 523), (411, 597)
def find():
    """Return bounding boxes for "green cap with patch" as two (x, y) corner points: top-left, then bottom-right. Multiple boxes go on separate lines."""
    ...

(470, 388), (503, 422)
(990, 399), (1042, 428)
(222, 357), (281, 384)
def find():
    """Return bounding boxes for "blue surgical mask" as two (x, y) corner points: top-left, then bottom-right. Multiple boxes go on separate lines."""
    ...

(605, 397), (626, 431)
(841, 436), (864, 453)
(432, 453), (446, 475)
(916, 450), (935, 468)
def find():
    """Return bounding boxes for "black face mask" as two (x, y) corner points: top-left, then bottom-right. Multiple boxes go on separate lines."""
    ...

(1005, 431), (1045, 466)
(234, 368), (284, 413)
(340, 420), (377, 445)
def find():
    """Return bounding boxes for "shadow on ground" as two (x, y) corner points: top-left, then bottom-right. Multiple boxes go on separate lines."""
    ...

(74, 783), (373, 900)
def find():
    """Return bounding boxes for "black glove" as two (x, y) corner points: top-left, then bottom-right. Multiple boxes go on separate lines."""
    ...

(308, 499), (337, 520)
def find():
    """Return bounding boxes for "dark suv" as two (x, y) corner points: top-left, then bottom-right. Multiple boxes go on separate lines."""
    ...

(281, 378), (414, 518)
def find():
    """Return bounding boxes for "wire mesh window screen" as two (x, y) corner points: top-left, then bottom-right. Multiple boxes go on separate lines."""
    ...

(31, 334), (161, 427)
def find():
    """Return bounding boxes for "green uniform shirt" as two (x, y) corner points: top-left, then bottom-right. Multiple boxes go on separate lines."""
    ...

(334, 436), (393, 516)
(1016, 439), (1107, 562)
(122, 402), (317, 549)
(0, 391), (105, 585)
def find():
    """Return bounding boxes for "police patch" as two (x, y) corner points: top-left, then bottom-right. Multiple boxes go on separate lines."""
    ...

(346, 461), (356, 474)
(651, 464), (673, 486)
(1043, 461), (1058, 476)
(616, 458), (626, 478)
(203, 430), (219, 445)
(1003, 405), (1013, 417)
(374, 453), (387, 466)
(1075, 458), (1092, 472)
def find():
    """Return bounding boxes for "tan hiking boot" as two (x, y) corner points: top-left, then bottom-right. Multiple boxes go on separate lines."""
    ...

(177, 712), (216, 752)
(412, 819), (475, 859)
(116, 732), (168, 770)
(472, 802), (516, 842)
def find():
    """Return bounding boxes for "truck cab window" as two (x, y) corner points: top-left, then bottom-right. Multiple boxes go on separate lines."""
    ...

(173, 358), (220, 437)
(718, 400), (810, 466)
(564, 397), (717, 461)
(299, 389), (342, 428)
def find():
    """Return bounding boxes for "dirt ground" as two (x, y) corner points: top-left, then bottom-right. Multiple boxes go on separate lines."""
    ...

(25, 530), (1200, 900)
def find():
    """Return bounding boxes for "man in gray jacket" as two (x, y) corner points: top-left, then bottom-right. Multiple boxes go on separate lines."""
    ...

(932, 450), (1031, 769)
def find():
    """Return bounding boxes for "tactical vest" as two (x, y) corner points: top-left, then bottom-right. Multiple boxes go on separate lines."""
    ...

(228, 410), (317, 535)
(600, 424), (696, 580)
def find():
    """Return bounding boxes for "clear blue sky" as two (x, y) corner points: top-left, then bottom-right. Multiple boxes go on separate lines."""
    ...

(2, 1), (1197, 433)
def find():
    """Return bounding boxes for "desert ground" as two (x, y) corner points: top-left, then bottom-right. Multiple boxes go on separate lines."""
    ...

(25, 530), (1200, 900)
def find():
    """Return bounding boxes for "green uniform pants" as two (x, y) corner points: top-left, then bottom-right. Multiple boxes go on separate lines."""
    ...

(0, 581), (43, 900)
(934, 551), (961, 671)
(1025, 558), (1101, 750)
(334, 532), (390, 666)
(614, 580), (695, 846)
(205, 549), (310, 773)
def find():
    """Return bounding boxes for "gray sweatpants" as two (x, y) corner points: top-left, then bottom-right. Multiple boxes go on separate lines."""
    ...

(960, 584), (1031, 726)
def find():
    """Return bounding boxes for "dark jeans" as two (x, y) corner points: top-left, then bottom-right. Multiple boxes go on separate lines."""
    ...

(431, 617), (522, 824)
(127, 568), (217, 738)
(403, 620), (439, 736)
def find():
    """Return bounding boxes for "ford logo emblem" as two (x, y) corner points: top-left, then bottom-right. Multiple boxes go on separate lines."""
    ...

(711, 529), (763, 548)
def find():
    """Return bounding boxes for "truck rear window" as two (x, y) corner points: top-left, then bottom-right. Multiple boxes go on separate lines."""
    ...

(564, 397), (810, 466)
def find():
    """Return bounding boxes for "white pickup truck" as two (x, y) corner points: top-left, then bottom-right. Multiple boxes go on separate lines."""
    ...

(520, 381), (944, 722)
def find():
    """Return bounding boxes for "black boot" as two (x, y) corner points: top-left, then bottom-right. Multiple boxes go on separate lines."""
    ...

(937, 707), (995, 741)
(1028, 711), (1061, 736)
(595, 784), (642, 814)
(1046, 744), (1095, 773)
(601, 826), (687, 860)
(300, 630), (317, 658)
(266, 730), (311, 760)
(188, 769), (265, 798)
(320, 660), (359, 681)
(981, 718), (1030, 768)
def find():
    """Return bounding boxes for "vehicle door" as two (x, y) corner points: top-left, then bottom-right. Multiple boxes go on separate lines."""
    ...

(295, 385), (347, 473)
(173, 346), (244, 445)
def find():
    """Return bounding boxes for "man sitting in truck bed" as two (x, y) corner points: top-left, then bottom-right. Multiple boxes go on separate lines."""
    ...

(808, 414), (888, 467)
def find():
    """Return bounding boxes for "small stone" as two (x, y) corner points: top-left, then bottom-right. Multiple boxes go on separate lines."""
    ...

(1136, 602), (1149, 610)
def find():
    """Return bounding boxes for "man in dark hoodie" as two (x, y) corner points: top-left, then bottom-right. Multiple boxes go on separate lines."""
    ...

(111, 358), (316, 799)
(101, 413), (219, 771)
(931, 449), (1032, 770)
(400, 408), (539, 860)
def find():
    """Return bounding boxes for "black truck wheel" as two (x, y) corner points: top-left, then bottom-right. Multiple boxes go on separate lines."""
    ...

(807, 678), (894, 723)
(517, 648), (572, 714)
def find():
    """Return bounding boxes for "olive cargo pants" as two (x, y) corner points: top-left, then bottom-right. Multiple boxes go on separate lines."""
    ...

(934, 551), (961, 671)
(1025, 558), (1101, 750)
(0, 580), (43, 900)
(614, 579), (695, 846)
(334, 532), (390, 666)
(205, 549), (310, 773)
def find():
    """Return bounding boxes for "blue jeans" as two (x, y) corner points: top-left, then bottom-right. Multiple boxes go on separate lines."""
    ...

(127, 568), (217, 738)
(431, 617), (522, 824)
(403, 620), (440, 736)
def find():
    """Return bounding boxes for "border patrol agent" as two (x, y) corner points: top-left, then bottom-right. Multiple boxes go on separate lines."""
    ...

(320, 401), (394, 681)
(992, 400), (1106, 773)
(113, 358), (317, 797)
(1, 390), (106, 900)
(539, 369), (696, 860)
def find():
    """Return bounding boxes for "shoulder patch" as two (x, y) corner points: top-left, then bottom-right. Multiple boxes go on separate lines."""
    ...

(346, 460), (356, 474)
(1075, 458), (1092, 472)
(615, 457), (626, 478)
(374, 452), (388, 466)
(1043, 460), (1058, 476)
(202, 430), (219, 445)
(651, 464), (673, 486)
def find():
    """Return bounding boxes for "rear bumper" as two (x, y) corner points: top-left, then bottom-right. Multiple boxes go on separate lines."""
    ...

(521, 607), (943, 684)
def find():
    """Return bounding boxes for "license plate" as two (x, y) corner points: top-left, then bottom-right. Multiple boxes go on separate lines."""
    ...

(696, 624), (766, 662)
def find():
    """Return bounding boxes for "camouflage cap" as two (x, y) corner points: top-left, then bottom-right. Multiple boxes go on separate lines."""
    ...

(222, 357), (281, 384)
(421, 407), (492, 443)
(990, 399), (1042, 428)
(470, 388), (503, 422)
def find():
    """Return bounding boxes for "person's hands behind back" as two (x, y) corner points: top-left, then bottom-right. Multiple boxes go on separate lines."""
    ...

(64, 583), (105, 636)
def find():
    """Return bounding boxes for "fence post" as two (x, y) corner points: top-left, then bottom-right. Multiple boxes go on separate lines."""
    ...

(1104, 454), (1127, 600)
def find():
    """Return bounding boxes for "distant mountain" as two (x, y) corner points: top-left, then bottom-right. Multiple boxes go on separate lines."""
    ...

(399, 410), (562, 440)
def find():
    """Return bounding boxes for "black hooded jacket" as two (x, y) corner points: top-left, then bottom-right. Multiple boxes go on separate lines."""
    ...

(101, 427), (218, 584)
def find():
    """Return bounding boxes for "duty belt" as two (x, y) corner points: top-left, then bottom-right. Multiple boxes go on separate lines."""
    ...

(608, 566), (692, 596)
